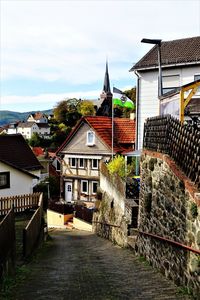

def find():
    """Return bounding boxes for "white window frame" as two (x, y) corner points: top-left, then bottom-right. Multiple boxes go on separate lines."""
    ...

(70, 157), (76, 168)
(92, 159), (98, 169)
(81, 180), (88, 194)
(79, 158), (85, 169)
(92, 181), (98, 194)
(87, 130), (95, 146)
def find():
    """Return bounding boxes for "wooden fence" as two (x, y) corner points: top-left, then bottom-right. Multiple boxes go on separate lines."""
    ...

(23, 193), (44, 258)
(143, 115), (200, 188)
(74, 205), (93, 224)
(0, 208), (15, 278)
(0, 193), (40, 216)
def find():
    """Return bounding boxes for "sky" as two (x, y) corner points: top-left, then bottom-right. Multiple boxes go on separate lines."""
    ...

(0, 0), (200, 112)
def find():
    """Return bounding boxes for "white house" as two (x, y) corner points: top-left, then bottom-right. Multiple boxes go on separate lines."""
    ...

(130, 36), (200, 150)
(0, 134), (42, 197)
(17, 122), (39, 139)
(57, 116), (135, 203)
(27, 112), (48, 123)
(17, 122), (50, 139)
(7, 122), (18, 135)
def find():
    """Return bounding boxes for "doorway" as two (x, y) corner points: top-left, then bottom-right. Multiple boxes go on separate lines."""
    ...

(65, 182), (72, 202)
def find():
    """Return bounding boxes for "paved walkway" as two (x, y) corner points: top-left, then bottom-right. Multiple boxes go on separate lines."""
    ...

(12, 229), (190, 300)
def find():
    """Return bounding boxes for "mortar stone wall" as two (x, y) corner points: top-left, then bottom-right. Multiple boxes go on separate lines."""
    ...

(137, 150), (200, 297)
(93, 166), (129, 247)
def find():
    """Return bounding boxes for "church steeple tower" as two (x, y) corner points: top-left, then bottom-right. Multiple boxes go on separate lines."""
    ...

(97, 61), (113, 117)
(103, 61), (111, 93)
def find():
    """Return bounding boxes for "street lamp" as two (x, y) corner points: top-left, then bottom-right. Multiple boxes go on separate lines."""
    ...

(141, 38), (163, 97)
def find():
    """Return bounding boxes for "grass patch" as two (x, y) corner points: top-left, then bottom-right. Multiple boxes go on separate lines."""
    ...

(0, 234), (53, 299)
(138, 255), (151, 267)
(0, 265), (30, 300)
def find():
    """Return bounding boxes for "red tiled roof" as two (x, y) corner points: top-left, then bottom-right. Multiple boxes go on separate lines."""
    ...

(33, 112), (44, 120)
(57, 116), (135, 154)
(32, 147), (44, 157)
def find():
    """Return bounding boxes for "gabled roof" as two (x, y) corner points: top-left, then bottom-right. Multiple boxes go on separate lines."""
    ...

(0, 134), (42, 171)
(32, 112), (46, 120)
(57, 116), (135, 154)
(18, 122), (38, 128)
(130, 36), (200, 71)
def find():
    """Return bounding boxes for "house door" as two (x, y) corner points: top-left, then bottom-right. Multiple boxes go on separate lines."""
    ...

(65, 182), (72, 202)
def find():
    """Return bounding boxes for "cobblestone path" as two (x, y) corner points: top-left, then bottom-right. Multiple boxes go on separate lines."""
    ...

(13, 229), (190, 300)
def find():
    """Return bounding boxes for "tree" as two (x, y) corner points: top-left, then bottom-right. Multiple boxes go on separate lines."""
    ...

(78, 100), (95, 116)
(124, 87), (136, 103)
(53, 99), (81, 126)
(29, 132), (42, 147)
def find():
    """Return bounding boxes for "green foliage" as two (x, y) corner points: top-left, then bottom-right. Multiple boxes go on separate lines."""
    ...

(107, 155), (137, 179)
(53, 99), (81, 126)
(77, 100), (95, 116)
(107, 155), (126, 178)
(190, 202), (198, 219)
(29, 132), (42, 147)
(33, 176), (60, 208)
(124, 87), (136, 103)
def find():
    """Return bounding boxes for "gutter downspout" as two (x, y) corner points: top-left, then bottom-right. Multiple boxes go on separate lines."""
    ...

(134, 70), (141, 151)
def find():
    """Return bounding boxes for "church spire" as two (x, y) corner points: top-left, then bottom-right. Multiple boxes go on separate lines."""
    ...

(97, 61), (113, 117)
(103, 61), (111, 93)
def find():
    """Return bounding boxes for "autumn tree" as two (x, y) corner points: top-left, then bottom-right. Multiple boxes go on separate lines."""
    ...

(78, 100), (96, 116)
(53, 98), (81, 126)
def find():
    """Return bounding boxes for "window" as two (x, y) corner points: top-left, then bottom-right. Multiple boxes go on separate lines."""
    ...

(162, 75), (180, 94)
(0, 172), (10, 189)
(87, 131), (95, 146)
(194, 75), (200, 81)
(92, 159), (98, 169)
(70, 158), (76, 168)
(92, 181), (98, 194)
(56, 160), (61, 171)
(79, 158), (85, 168)
(81, 180), (88, 194)
(194, 75), (200, 94)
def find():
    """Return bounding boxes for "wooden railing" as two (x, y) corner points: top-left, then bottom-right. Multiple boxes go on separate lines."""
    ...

(0, 208), (15, 278)
(23, 193), (44, 258)
(0, 193), (40, 216)
(143, 115), (200, 188)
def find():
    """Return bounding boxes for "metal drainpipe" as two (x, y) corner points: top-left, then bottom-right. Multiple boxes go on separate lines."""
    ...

(134, 70), (141, 151)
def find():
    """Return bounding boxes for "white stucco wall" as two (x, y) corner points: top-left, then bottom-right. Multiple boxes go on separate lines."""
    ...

(0, 162), (35, 197)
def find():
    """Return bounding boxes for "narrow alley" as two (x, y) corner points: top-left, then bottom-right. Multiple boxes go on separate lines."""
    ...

(11, 230), (190, 300)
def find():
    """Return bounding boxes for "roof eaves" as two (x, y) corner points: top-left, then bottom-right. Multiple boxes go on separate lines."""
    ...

(56, 117), (85, 155)
(0, 159), (40, 179)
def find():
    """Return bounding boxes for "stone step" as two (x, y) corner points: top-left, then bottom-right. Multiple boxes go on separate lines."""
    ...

(129, 227), (138, 236)
(127, 235), (137, 250)
(65, 221), (74, 230)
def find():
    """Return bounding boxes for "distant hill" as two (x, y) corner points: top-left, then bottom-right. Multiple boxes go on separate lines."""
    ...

(0, 109), (53, 126)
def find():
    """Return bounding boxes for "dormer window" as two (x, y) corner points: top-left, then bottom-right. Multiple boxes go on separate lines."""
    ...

(87, 131), (95, 146)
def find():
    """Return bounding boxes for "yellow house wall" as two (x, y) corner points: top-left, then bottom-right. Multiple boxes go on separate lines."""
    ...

(73, 217), (92, 232)
(47, 209), (73, 228)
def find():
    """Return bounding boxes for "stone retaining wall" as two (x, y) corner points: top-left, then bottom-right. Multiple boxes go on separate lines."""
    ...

(93, 164), (129, 247)
(137, 150), (200, 297)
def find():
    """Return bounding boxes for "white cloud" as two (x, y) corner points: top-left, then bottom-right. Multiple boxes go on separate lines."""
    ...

(1, 0), (199, 85)
(1, 0), (200, 112)
(0, 89), (101, 111)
